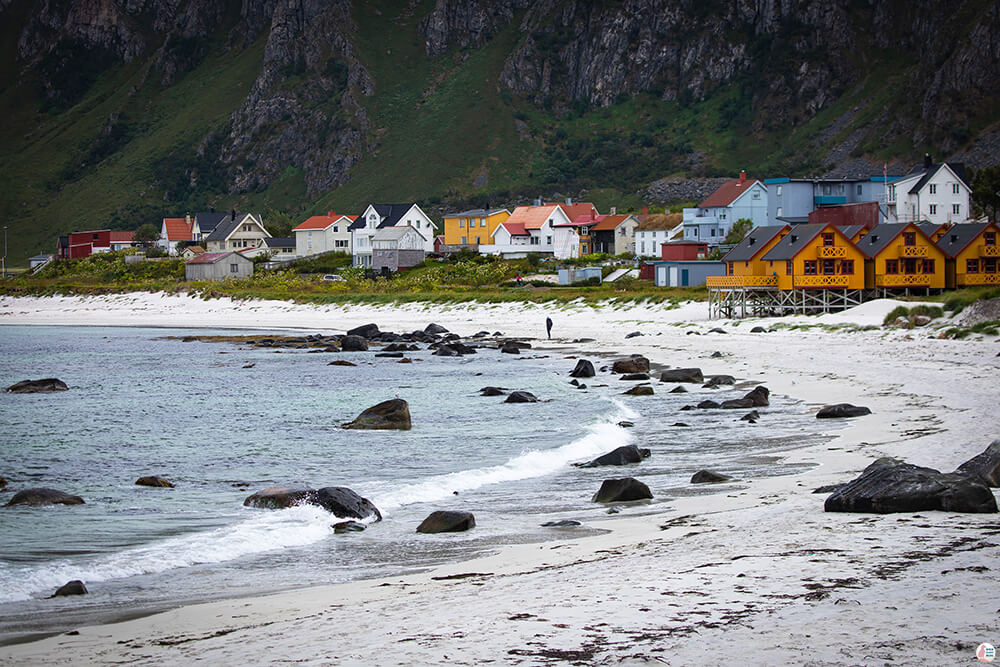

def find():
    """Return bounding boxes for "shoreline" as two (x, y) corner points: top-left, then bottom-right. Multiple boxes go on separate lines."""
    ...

(1, 292), (998, 665)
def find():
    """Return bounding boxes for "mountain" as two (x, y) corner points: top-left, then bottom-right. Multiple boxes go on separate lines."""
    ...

(2, 0), (999, 263)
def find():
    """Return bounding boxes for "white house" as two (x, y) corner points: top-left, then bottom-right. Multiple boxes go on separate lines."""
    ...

(480, 221), (532, 257)
(681, 172), (768, 244)
(204, 213), (270, 252)
(887, 157), (972, 226)
(635, 213), (683, 258)
(351, 203), (435, 267)
(372, 226), (427, 272)
(159, 215), (199, 255)
(292, 211), (355, 258)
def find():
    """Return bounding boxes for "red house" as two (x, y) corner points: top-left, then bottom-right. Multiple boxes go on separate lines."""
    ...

(661, 241), (708, 261)
(68, 230), (112, 258)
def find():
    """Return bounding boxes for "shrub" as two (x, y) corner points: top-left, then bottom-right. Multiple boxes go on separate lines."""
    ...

(883, 305), (911, 326)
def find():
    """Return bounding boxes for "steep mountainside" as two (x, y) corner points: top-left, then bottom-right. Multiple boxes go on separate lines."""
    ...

(1, 0), (999, 263)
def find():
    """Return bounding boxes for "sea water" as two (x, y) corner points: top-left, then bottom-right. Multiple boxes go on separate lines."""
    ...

(0, 324), (827, 641)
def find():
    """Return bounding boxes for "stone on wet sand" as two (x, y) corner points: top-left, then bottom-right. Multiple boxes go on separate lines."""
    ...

(569, 359), (596, 378)
(954, 439), (1000, 486)
(417, 510), (476, 533)
(659, 368), (704, 384)
(623, 385), (654, 396)
(51, 580), (88, 597)
(816, 403), (872, 418)
(611, 357), (649, 374)
(575, 445), (651, 468)
(691, 470), (733, 484)
(591, 477), (653, 503)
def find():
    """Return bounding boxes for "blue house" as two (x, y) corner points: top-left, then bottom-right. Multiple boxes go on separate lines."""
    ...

(765, 176), (899, 226)
(681, 172), (768, 245)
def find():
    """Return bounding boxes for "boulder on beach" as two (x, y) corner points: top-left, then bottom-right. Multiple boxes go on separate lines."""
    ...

(346, 324), (380, 338)
(342, 399), (412, 430)
(703, 375), (736, 388)
(50, 580), (88, 597)
(624, 331), (643, 339)
(375, 352), (404, 358)
(691, 470), (733, 484)
(6, 378), (69, 393)
(575, 445), (651, 468)
(424, 323), (449, 335)
(333, 521), (366, 533)
(697, 400), (721, 409)
(0, 476), (7, 490)
(244, 485), (381, 521)
(339, 335), (368, 352)
(619, 373), (650, 381)
(750, 326), (769, 333)
(505, 391), (538, 403)
(669, 385), (688, 393)
(612, 357), (649, 374)
(617, 421), (634, 428)
(499, 343), (521, 354)
(743, 385), (770, 407)
(416, 510), (476, 533)
(592, 477), (652, 503)
(328, 360), (357, 367)
(623, 385), (654, 396)
(479, 386), (506, 396)
(659, 368), (703, 384)
(741, 410), (760, 422)
(569, 360), (596, 378)
(824, 458), (998, 514)
(816, 403), (871, 418)
(721, 398), (755, 409)
(135, 476), (174, 488)
(6, 488), (84, 507)
(433, 344), (458, 356)
(542, 519), (581, 527)
(955, 440), (1000, 487)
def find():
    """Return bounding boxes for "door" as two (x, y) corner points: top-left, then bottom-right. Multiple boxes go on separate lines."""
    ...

(681, 269), (689, 286)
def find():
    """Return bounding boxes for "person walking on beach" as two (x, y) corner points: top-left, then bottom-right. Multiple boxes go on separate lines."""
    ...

(546, 316), (553, 339)
(515, 274), (523, 287)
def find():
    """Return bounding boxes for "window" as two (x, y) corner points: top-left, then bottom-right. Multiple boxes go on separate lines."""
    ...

(953, 183), (960, 194)
(822, 233), (834, 247)
(230, 264), (239, 273)
(546, 236), (552, 245)
(333, 226), (338, 233)
(461, 236), (466, 244)
(857, 184), (863, 195)
(985, 232), (997, 246)
(786, 260), (793, 275)
(335, 240), (348, 248)
(929, 204), (937, 215)
(752, 191), (760, 200)
(308, 231), (312, 237)
(885, 259), (899, 274)
(953, 204), (960, 215)
(840, 260), (854, 275)
(530, 237), (540, 245)
(967, 259), (980, 273)
(922, 259), (935, 274)
(903, 232), (916, 246)
(726, 262), (733, 275)
(710, 228), (716, 237)
(775, 185), (783, 197)
(93, 233), (99, 240)
(480, 218), (486, 227)
(822, 259), (835, 274)
(929, 184), (937, 194)
(985, 258), (998, 273)
(641, 242), (646, 253)
(459, 219), (464, 228)
(803, 260), (817, 275)
(776, 207), (783, 218)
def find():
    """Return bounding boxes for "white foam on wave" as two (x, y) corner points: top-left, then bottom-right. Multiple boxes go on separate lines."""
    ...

(377, 398), (639, 511)
(0, 504), (336, 603)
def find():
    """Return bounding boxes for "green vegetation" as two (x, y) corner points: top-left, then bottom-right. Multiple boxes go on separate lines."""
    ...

(937, 286), (1000, 315)
(942, 321), (1000, 339)
(882, 304), (945, 326)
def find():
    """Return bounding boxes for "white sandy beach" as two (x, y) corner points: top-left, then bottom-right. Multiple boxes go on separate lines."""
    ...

(1, 292), (998, 665)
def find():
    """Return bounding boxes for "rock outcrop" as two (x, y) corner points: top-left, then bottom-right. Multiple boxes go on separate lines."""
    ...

(342, 399), (412, 430)
(569, 359), (595, 378)
(591, 477), (653, 503)
(659, 368), (703, 384)
(6, 378), (69, 393)
(576, 445), (650, 468)
(611, 357), (649, 374)
(416, 510), (476, 533)
(816, 403), (871, 418)
(954, 440), (1000, 487)
(244, 485), (381, 520)
(135, 476), (174, 488)
(6, 488), (84, 507)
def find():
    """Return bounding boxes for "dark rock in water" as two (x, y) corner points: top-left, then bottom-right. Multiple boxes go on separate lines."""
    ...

(542, 520), (581, 527)
(704, 375), (736, 388)
(51, 580), (88, 597)
(816, 403), (871, 418)
(576, 383), (587, 389)
(569, 379), (579, 386)
(6, 488), (84, 507)
(617, 421), (634, 428)
(505, 391), (538, 403)
(619, 373), (650, 381)
(743, 386), (770, 407)
(679, 405), (694, 411)
(750, 326), (769, 333)
(569, 359), (596, 378)
(135, 476), (174, 488)
(243, 485), (314, 509)
(340, 335), (368, 352)
(624, 331), (643, 339)
(954, 440), (1000, 487)
(709, 328), (727, 334)
(416, 510), (476, 533)
(0, 476), (6, 490)
(375, 352), (405, 358)
(710, 351), (723, 358)
(313, 486), (382, 521)
(443, 333), (460, 342)
(424, 323), (449, 335)
(480, 386), (506, 396)
(824, 458), (998, 514)
(342, 398), (412, 430)
(434, 344), (458, 357)
(659, 368), (704, 383)
(691, 470), (733, 484)
(741, 410), (760, 422)
(721, 398), (755, 409)
(346, 323), (380, 338)
(573, 338), (596, 343)
(623, 385), (654, 396)
(383, 343), (417, 352)
(686, 331), (700, 335)
(500, 343), (521, 354)
(6, 378), (69, 393)
(673, 422), (690, 427)
(669, 385), (688, 393)
(576, 445), (651, 468)
(592, 478), (652, 503)
(697, 400), (721, 409)
(612, 357), (649, 374)
(813, 483), (847, 494)
(450, 342), (477, 355)
(333, 521), (366, 533)
(328, 360), (357, 367)
(398, 358), (413, 364)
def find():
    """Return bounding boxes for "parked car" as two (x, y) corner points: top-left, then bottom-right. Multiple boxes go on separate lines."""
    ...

(322, 274), (346, 282)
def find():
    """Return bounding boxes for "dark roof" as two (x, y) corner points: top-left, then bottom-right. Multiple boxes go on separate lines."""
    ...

(204, 217), (243, 243)
(444, 209), (506, 218)
(760, 224), (828, 261)
(350, 204), (416, 231)
(917, 222), (946, 237)
(723, 226), (788, 262)
(776, 216), (810, 225)
(839, 224), (867, 239)
(935, 222), (992, 258)
(264, 237), (294, 248)
(853, 223), (912, 258)
(908, 162), (970, 194)
(195, 212), (232, 234)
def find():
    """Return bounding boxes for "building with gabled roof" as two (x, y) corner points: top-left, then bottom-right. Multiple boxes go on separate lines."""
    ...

(854, 222), (946, 290)
(184, 251), (254, 281)
(293, 211), (356, 258)
(442, 208), (510, 247)
(204, 213), (270, 253)
(888, 155), (972, 225)
(159, 216), (198, 255)
(935, 221), (1000, 288)
(351, 203), (435, 267)
(591, 213), (639, 255)
(503, 204), (571, 255)
(682, 172), (767, 244)
(719, 225), (791, 287)
(635, 213), (683, 258)
(372, 225), (427, 273)
(759, 223), (866, 290)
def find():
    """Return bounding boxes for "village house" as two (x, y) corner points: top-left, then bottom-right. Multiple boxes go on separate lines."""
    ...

(887, 156), (972, 225)
(442, 209), (510, 247)
(720, 225), (791, 286)
(180, 245), (206, 260)
(292, 212), (355, 258)
(935, 222), (1000, 288)
(682, 172), (768, 243)
(766, 176), (896, 226)
(635, 213), (683, 258)
(759, 223), (867, 290)
(481, 203), (571, 257)
(184, 251), (254, 281)
(371, 226), (427, 273)
(854, 222), (947, 290)
(590, 213), (639, 255)
(193, 211), (231, 242)
(63, 229), (141, 259)
(482, 221), (532, 258)
(204, 213), (270, 252)
(351, 203), (435, 267)
(263, 237), (296, 258)
(158, 215), (199, 255)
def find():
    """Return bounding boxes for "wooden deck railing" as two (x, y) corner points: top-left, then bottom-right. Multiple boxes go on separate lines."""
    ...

(706, 275), (778, 288)
(817, 246), (846, 258)
(899, 246), (929, 257)
(876, 274), (932, 287)
(795, 275), (849, 288)
(957, 273), (1000, 286)
(980, 245), (1000, 257)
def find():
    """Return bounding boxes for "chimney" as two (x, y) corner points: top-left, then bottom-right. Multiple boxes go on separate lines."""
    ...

(748, 237), (756, 245)
(231, 209), (236, 221)
(328, 210), (334, 217)
(185, 213), (191, 225)
(534, 197), (542, 206)
(591, 209), (596, 221)
(924, 153), (932, 169)
(642, 206), (648, 215)
(210, 206), (215, 213)
(739, 170), (747, 184)
(610, 206), (616, 215)
(790, 235), (798, 243)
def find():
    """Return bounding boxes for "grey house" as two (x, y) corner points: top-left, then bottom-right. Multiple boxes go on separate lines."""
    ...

(184, 251), (254, 281)
(371, 226), (426, 273)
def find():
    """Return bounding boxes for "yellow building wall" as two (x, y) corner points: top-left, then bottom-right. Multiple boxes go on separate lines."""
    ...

(953, 225), (1000, 287)
(774, 231), (866, 290)
(730, 232), (788, 277)
(869, 228), (947, 289)
(443, 211), (510, 245)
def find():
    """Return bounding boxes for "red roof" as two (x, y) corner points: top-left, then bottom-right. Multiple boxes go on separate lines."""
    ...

(551, 202), (599, 221)
(497, 222), (528, 236)
(293, 212), (357, 231)
(186, 252), (236, 264)
(162, 218), (193, 242)
(591, 214), (631, 231)
(109, 231), (135, 243)
(698, 173), (761, 208)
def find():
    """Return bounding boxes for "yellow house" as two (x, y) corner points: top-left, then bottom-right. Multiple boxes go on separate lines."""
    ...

(442, 208), (510, 246)
(918, 221), (951, 243)
(935, 222), (1000, 288)
(760, 223), (867, 290)
(854, 222), (947, 290)
(711, 225), (790, 288)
